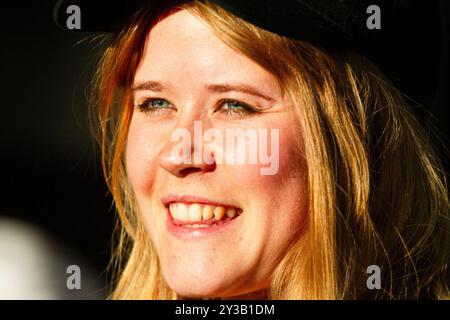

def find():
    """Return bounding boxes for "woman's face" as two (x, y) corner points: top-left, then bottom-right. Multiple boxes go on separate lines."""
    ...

(126, 9), (308, 298)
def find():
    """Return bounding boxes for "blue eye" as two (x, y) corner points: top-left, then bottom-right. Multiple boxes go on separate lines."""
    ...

(149, 99), (169, 108)
(136, 98), (173, 114)
(225, 101), (243, 110)
(220, 100), (257, 115)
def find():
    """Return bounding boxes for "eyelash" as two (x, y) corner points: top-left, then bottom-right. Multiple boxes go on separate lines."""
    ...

(218, 99), (258, 115)
(135, 98), (174, 114)
(135, 98), (259, 116)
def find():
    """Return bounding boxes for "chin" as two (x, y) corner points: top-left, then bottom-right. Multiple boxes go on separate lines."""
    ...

(162, 268), (239, 298)
(168, 280), (230, 299)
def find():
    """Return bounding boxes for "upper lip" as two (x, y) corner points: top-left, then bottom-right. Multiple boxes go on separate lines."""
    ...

(161, 194), (240, 209)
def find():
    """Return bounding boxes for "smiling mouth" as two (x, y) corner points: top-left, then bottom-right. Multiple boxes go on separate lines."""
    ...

(165, 201), (242, 228)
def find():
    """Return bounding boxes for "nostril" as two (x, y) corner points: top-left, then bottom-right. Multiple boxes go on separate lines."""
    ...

(179, 167), (203, 176)
(178, 162), (216, 176)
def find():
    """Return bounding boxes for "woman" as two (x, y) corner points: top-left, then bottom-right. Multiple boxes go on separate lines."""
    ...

(89, 1), (449, 299)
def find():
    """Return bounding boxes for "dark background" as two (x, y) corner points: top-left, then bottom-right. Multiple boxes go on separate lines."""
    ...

(0, 0), (448, 299)
(0, 1), (115, 298)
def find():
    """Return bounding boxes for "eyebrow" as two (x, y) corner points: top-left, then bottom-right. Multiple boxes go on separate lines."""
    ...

(206, 83), (274, 102)
(132, 80), (171, 92)
(132, 80), (274, 101)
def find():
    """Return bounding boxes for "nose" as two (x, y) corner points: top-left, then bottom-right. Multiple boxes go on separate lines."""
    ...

(158, 120), (216, 177)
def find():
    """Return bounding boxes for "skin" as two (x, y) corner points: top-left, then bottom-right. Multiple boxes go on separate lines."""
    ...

(126, 9), (308, 298)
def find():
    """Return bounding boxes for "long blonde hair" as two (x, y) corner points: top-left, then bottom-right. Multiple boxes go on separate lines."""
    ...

(91, 0), (449, 299)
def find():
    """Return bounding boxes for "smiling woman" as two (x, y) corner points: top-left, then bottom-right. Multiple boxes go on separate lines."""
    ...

(89, 1), (449, 299)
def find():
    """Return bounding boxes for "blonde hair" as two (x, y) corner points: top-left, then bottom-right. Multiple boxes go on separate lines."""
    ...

(91, 0), (449, 299)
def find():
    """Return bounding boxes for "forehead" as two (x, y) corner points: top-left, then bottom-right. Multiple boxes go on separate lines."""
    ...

(133, 9), (279, 92)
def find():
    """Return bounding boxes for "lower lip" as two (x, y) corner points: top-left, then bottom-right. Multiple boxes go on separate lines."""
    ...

(166, 207), (241, 240)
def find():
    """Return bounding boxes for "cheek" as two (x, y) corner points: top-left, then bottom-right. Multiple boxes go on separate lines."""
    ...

(250, 123), (307, 228)
(125, 118), (165, 193)
(222, 123), (305, 194)
(224, 120), (307, 254)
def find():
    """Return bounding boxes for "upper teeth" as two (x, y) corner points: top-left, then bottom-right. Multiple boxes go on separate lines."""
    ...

(169, 202), (240, 223)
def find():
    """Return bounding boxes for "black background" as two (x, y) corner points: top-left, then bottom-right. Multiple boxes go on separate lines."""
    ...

(0, 0), (114, 297)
